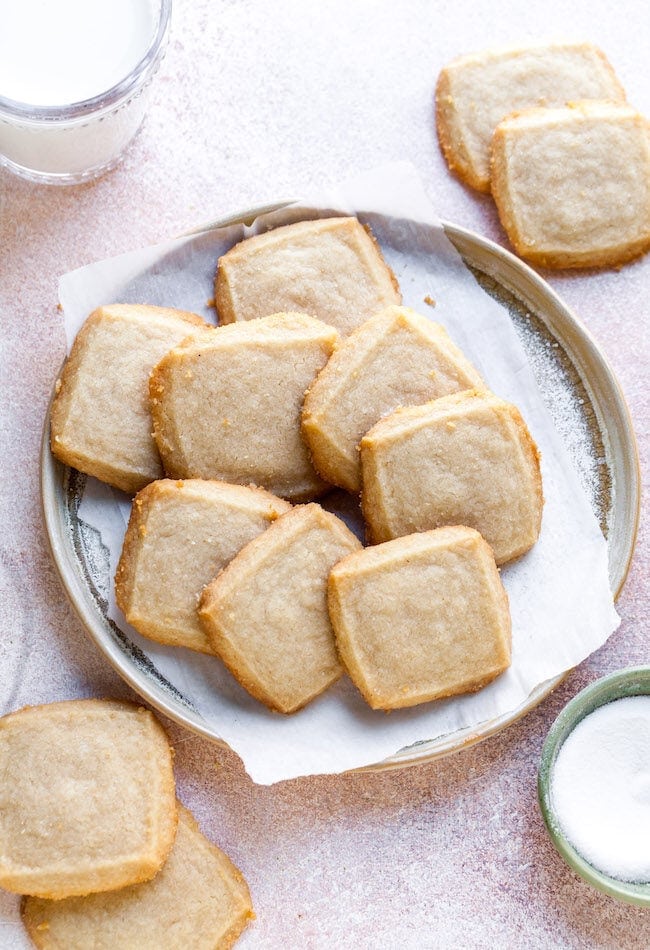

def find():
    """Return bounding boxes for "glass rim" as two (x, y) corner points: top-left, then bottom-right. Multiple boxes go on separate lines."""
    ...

(537, 665), (650, 906)
(0, 0), (172, 121)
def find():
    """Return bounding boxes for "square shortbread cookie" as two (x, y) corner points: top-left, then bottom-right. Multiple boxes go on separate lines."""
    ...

(50, 305), (207, 494)
(301, 306), (483, 493)
(328, 527), (512, 710)
(22, 805), (254, 950)
(214, 217), (401, 336)
(115, 479), (290, 654)
(149, 313), (338, 501)
(360, 390), (542, 564)
(199, 504), (362, 713)
(491, 101), (650, 268)
(436, 41), (625, 192)
(0, 700), (177, 900)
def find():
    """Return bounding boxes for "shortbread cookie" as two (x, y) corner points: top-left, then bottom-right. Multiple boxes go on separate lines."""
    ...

(50, 304), (207, 494)
(302, 306), (483, 493)
(199, 504), (361, 713)
(215, 217), (401, 335)
(0, 700), (176, 899)
(360, 390), (542, 563)
(329, 526), (511, 710)
(491, 101), (650, 268)
(115, 479), (290, 653)
(22, 805), (253, 950)
(150, 313), (338, 500)
(436, 41), (626, 192)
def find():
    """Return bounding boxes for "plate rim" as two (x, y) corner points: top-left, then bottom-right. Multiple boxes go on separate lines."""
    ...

(40, 207), (641, 775)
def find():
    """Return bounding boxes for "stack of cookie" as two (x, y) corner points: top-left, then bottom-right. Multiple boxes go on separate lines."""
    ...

(0, 699), (254, 949)
(436, 41), (650, 269)
(51, 217), (543, 717)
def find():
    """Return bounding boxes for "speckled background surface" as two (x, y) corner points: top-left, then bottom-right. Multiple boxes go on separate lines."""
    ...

(1, 1), (648, 947)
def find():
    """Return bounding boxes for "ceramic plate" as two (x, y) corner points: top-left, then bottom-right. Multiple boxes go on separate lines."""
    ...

(41, 209), (640, 772)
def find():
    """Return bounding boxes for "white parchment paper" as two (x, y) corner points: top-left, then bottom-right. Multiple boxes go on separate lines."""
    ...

(58, 163), (620, 784)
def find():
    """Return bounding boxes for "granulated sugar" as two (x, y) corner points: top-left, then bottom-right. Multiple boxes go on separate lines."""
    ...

(471, 270), (610, 535)
(551, 696), (650, 882)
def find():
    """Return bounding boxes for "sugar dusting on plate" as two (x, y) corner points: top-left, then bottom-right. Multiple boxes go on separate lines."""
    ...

(472, 268), (611, 536)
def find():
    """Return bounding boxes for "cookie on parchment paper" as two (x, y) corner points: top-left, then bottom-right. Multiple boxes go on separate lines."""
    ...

(199, 503), (361, 713)
(149, 313), (338, 501)
(360, 389), (543, 564)
(302, 306), (483, 493)
(115, 478), (290, 654)
(50, 304), (208, 494)
(215, 216), (401, 336)
(328, 526), (512, 710)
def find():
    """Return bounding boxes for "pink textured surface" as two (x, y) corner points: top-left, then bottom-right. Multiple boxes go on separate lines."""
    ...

(0, 1), (648, 947)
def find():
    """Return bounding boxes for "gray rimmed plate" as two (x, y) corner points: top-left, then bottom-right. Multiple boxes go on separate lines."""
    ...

(41, 209), (640, 773)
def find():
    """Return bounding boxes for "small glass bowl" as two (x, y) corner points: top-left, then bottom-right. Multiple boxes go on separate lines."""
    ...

(538, 666), (650, 906)
(0, 0), (172, 185)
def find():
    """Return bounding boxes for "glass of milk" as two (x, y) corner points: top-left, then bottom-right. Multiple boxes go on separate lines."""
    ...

(0, 0), (172, 184)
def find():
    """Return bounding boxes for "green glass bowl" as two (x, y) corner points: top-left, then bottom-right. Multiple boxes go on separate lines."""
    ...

(538, 666), (650, 906)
